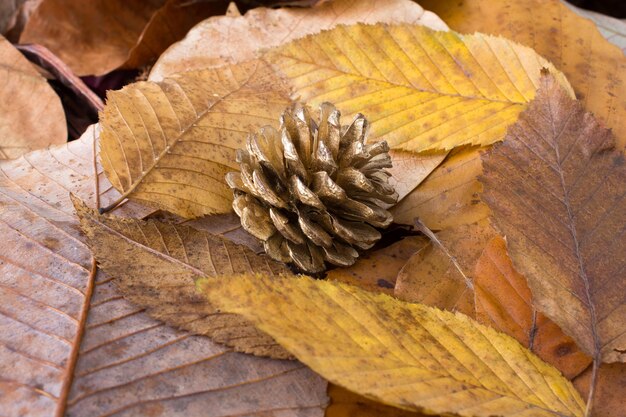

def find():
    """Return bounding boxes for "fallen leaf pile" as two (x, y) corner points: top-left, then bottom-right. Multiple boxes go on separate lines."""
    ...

(0, 1), (624, 416)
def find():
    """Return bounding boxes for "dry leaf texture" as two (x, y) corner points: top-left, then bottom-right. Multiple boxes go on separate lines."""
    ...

(421, 0), (626, 150)
(481, 75), (626, 363)
(149, 0), (447, 81)
(76, 200), (292, 358)
(99, 59), (291, 218)
(0, 35), (66, 159)
(0, 126), (328, 416)
(266, 23), (573, 152)
(202, 273), (586, 417)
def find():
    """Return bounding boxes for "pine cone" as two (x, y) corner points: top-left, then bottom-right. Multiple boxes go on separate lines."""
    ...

(226, 103), (398, 273)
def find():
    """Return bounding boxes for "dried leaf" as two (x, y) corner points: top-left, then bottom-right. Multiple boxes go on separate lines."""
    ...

(0, 0), (28, 34)
(0, 35), (66, 159)
(390, 147), (489, 229)
(326, 385), (428, 417)
(202, 273), (586, 417)
(474, 236), (591, 379)
(394, 220), (495, 317)
(573, 362), (626, 417)
(326, 236), (429, 294)
(481, 75), (626, 363)
(149, 0), (447, 81)
(76, 198), (292, 359)
(0, 126), (328, 416)
(19, 0), (229, 76)
(266, 23), (573, 153)
(99, 59), (291, 218)
(420, 0), (626, 149)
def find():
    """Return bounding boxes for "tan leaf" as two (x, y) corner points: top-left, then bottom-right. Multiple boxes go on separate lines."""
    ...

(420, 0), (626, 149)
(149, 0), (447, 81)
(394, 220), (495, 317)
(19, 0), (229, 76)
(390, 147), (489, 229)
(202, 273), (586, 417)
(474, 236), (591, 379)
(480, 75), (626, 364)
(388, 150), (447, 202)
(326, 236), (429, 294)
(0, 126), (328, 416)
(266, 23), (573, 153)
(0, 35), (66, 160)
(99, 59), (291, 218)
(573, 362), (626, 417)
(75, 198), (293, 359)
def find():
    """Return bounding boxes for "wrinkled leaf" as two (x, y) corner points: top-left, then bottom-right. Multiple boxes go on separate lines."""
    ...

(20, 0), (229, 75)
(421, 0), (626, 149)
(76, 198), (292, 359)
(202, 273), (586, 417)
(0, 35), (66, 159)
(266, 23), (573, 153)
(99, 59), (291, 218)
(149, 0), (447, 81)
(481, 75), (626, 363)
(0, 126), (328, 416)
(474, 236), (591, 379)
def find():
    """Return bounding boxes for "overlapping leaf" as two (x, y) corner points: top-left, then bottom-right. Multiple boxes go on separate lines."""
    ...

(481, 75), (626, 363)
(76, 199), (292, 359)
(202, 273), (586, 417)
(99, 59), (291, 217)
(474, 236), (591, 379)
(421, 0), (626, 149)
(149, 0), (447, 81)
(266, 23), (573, 153)
(0, 126), (328, 416)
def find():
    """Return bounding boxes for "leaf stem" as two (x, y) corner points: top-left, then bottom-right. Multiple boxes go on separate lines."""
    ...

(584, 357), (600, 417)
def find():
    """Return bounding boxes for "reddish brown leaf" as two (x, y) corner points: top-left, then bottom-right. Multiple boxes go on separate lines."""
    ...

(474, 236), (591, 379)
(573, 362), (626, 417)
(481, 75), (626, 365)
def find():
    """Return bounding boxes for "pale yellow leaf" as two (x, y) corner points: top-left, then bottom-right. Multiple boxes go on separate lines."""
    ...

(99, 59), (291, 218)
(201, 273), (586, 417)
(266, 23), (574, 152)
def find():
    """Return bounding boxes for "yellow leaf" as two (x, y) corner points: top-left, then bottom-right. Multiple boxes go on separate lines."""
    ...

(266, 23), (574, 152)
(201, 273), (586, 417)
(99, 59), (291, 218)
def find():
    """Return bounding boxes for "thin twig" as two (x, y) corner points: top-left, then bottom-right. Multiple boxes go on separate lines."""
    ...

(414, 218), (473, 291)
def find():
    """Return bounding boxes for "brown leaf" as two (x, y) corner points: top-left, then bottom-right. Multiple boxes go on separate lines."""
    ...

(326, 236), (429, 294)
(420, 0), (626, 150)
(20, 0), (229, 76)
(573, 362), (626, 417)
(0, 126), (328, 416)
(474, 236), (591, 379)
(325, 385), (429, 417)
(0, 35), (66, 159)
(149, 0), (448, 81)
(481, 75), (626, 364)
(394, 220), (495, 318)
(75, 198), (293, 359)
